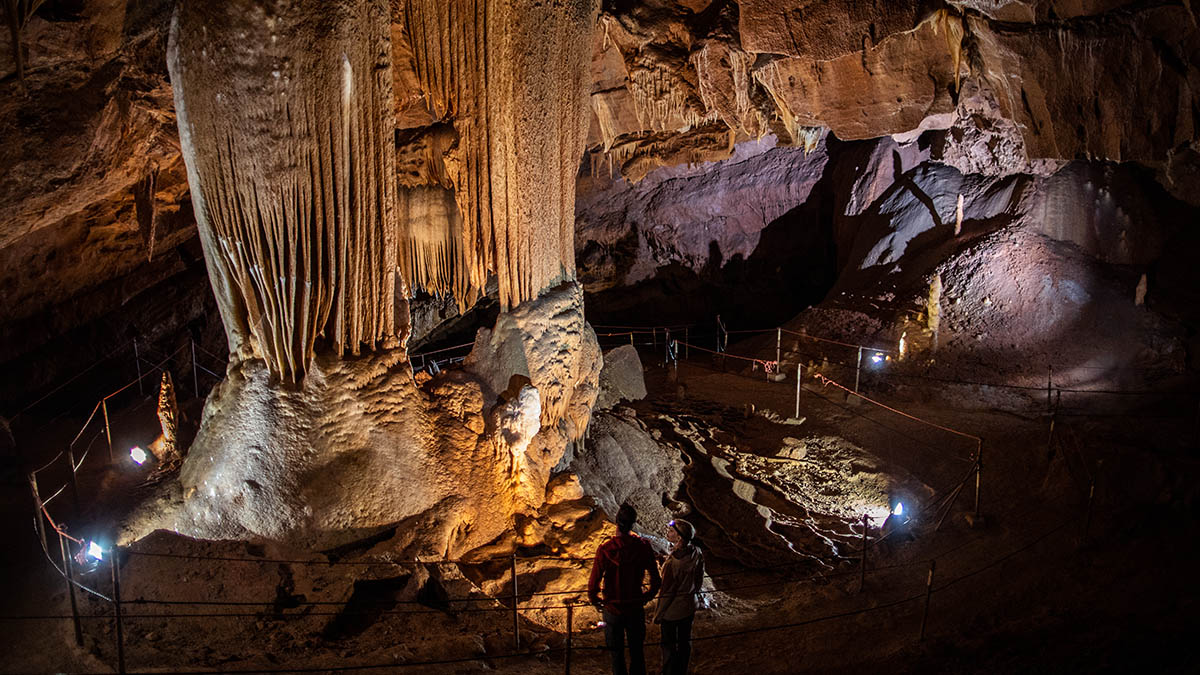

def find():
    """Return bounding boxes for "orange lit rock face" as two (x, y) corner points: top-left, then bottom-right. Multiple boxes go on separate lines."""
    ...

(738, 0), (926, 61)
(142, 0), (605, 552)
(165, 282), (599, 554)
(5, 0), (1200, 384)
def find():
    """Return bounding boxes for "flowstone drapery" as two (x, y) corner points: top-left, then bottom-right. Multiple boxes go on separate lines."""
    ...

(397, 0), (597, 311)
(157, 0), (603, 553)
(169, 0), (401, 383)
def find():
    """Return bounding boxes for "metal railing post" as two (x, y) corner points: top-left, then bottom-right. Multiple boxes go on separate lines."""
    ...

(511, 554), (520, 650)
(1046, 365), (1052, 413)
(919, 559), (936, 641)
(854, 346), (863, 393)
(1081, 480), (1095, 545)
(191, 339), (199, 397)
(794, 363), (802, 419)
(64, 444), (81, 518)
(974, 443), (983, 520)
(102, 398), (114, 463)
(29, 474), (47, 554)
(111, 549), (126, 674)
(859, 514), (868, 593)
(133, 339), (143, 397)
(564, 602), (573, 675)
(58, 531), (83, 646)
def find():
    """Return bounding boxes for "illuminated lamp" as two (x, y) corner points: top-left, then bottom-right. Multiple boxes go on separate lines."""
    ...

(130, 446), (148, 465)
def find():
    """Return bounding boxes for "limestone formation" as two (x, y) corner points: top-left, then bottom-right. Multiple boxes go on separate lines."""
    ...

(395, 0), (599, 311)
(594, 344), (648, 411)
(153, 0), (606, 553)
(155, 370), (180, 463)
(167, 283), (599, 552)
(169, 0), (402, 383)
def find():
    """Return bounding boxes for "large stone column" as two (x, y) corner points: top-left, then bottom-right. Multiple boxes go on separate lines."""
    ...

(155, 0), (601, 555)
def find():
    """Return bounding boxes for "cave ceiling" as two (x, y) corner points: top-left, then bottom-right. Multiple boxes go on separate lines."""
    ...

(1, 0), (1198, 388)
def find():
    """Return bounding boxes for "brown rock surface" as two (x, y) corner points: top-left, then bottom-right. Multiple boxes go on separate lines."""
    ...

(969, 5), (1200, 162)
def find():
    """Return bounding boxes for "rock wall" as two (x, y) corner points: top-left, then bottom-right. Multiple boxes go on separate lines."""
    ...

(6, 1), (1200, 404)
(165, 282), (599, 553)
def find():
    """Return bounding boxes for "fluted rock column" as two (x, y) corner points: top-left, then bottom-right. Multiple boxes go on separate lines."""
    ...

(169, 0), (401, 383)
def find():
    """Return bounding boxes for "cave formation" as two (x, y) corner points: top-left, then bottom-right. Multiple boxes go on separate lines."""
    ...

(3, 1), (1200, 672)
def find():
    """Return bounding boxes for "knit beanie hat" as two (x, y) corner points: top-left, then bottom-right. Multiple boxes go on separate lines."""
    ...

(669, 518), (695, 542)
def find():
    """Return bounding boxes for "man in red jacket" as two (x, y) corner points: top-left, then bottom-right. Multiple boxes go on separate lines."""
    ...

(588, 503), (662, 675)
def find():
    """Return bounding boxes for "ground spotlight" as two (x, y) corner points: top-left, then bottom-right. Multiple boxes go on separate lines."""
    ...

(85, 541), (104, 561)
(871, 353), (884, 364)
(893, 502), (904, 516)
(130, 446), (148, 465)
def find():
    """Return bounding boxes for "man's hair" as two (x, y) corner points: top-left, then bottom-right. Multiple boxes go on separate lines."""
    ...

(616, 503), (637, 533)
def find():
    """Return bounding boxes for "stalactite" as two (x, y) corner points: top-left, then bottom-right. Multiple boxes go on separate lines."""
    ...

(691, 41), (764, 139)
(932, 9), (965, 95)
(398, 0), (599, 312)
(134, 165), (159, 261)
(168, 0), (398, 383)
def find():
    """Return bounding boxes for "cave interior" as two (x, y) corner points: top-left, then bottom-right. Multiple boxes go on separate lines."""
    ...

(2, 0), (1198, 673)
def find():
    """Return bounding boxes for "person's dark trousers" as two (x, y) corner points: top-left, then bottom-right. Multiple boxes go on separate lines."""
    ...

(602, 607), (647, 675)
(659, 615), (694, 675)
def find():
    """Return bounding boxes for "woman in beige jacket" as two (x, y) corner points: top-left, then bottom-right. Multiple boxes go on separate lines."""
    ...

(653, 519), (705, 675)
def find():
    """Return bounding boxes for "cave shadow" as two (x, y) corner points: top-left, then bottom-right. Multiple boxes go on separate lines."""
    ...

(584, 147), (842, 330)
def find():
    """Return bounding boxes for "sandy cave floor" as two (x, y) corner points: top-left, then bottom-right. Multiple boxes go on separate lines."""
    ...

(1, 340), (1198, 674)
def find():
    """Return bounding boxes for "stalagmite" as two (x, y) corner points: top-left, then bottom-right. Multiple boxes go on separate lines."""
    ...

(955, 193), (964, 236)
(397, 0), (599, 311)
(168, 0), (400, 382)
(927, 274), (942, 351)
(155, 371), (180, 463)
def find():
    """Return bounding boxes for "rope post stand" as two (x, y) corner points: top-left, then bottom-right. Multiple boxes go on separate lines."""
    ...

(564, 601), (574, 675)
(918, 559), (936, 641)
(1081, 479), (1095, 546)
(854, 346), (863, 393)
(794, 363), (802, 419)
(511, 554), (520, 650)
(133, 338), (143, 397)
(64, 444), (82, 518)
(665, 328), (671, 367)
(29, 473), (48, 554)
(629, 332), (634, 346)
(684, 327), (689, 359)
(776, 328), (781, 372)
(1046, 365), (1052, 414)
(190, 339), (199, 398)
(973, 443), (983, 522)
(652, 327), (657, 349)
(102, 398), (114, 463)
(57, 530), (83, 646)
(1045, 414), (1055, 459)
(111, 548), (126, 674)
(859, 514), (868, 593)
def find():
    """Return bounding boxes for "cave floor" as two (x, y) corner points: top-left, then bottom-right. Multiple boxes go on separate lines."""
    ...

(1, 345), (1196, 674)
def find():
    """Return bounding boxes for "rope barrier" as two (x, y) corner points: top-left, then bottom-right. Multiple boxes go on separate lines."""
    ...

(10, 342), (130, 420)
(779, 327), (895, 354)
(676, 339), (775, 371)
(812, 373), (981, 447)
(409, 341), (475, 359)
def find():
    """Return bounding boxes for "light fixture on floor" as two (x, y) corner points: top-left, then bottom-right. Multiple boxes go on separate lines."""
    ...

(130, 446), (148, 465)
